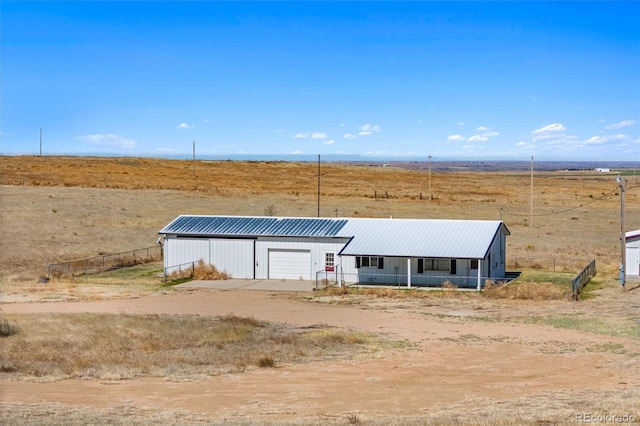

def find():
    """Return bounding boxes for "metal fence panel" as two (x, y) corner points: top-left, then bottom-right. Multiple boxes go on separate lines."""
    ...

(48, 245), (162, 279)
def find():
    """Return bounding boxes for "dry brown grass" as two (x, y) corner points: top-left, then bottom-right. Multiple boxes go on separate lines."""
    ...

(0, 313), (381, 381)
(1, 156), (638, 284)
(167, 260), (230, 282)
(484, 280), (571, 300)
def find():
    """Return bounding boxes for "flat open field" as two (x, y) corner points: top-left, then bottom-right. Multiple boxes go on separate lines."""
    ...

(1, 156), (640, 424)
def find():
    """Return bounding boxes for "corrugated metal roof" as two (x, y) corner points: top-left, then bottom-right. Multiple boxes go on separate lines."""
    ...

(337, 219), (508, 259)
(159, 215), (349, 237)
(627, 229), (640, 241)
(159, 216), (509, 259)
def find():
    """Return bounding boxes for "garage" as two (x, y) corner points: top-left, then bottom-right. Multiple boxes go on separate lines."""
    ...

(268, 249), (311, 280)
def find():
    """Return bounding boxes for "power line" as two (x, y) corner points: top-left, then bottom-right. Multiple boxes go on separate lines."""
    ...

(504, 187), (620, 218)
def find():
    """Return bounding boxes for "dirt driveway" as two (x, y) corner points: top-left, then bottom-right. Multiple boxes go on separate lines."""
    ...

(2, 286), (640, 424)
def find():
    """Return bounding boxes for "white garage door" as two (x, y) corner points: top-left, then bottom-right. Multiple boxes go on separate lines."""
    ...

(268, 249), (311, 280)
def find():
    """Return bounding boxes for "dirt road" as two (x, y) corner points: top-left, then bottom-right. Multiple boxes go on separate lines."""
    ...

(2, 287), (640, 424)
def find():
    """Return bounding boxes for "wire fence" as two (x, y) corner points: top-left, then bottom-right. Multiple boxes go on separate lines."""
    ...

(47, 245), (162, 279)
(315, 269), (492, 290)
(163, 260), (199, 283)
(508, 257), (590, 273)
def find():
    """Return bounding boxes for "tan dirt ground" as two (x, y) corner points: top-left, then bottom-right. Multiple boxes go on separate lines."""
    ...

(2, 283), (640, 424)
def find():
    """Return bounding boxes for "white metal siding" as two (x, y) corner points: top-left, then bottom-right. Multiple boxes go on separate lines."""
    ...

(210, 239), (255, 279)
(164, 237), (210, 273)
(627, 247), (640, 276)
(255, 237), (349, 279)
(268, 249), (311, 280)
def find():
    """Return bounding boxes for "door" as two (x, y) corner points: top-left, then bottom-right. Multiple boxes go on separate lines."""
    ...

(324, 252), (336, 272)
(268, 249), (311, 280)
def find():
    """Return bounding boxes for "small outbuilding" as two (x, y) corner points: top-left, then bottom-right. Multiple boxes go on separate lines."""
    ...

(159, 216), (510, 290)
(627, 229), (640, 277)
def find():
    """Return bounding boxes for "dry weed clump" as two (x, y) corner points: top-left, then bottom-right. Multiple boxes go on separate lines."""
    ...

(167, 260), (230, 282)
(484, 280), (570, 300)
(0, 315), (19, 338)
(0, 313), (382, 380)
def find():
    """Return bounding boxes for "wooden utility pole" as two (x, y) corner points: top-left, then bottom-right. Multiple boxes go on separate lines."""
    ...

(317, 154), (321, 217)
(530, 156), (534, 228)
(618, 175), (626, 289)
(428, 155), (432, 201)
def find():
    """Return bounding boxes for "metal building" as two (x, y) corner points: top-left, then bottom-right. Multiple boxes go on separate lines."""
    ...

(159, 215), (510, 289)
(627, 230), (640, 277)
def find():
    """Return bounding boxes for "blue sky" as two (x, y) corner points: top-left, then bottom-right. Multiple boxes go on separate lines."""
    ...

(1, 1), (639, 161)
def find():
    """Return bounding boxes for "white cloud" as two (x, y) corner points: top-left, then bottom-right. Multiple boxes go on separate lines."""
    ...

(467, 135), (489, 142)
(482, 131), (500, 137)
(457, 121), (465, 126)
(477, 126), (489, 131)
(323, 139), (335, 145)
(177, 122), (194, 129)
(447, 134), (465, 142)
(516, 141), (536, 150)
(343, 124), (381, 140)
(605, 120), (637, 130)
(291, 150), (303, 155)
(78, 134), (136, 149)
(583, 134), (630, 146)
(157, 147), (177, 153)
(533, 123), (566, 135)
(360, 123), (381, 132)
(203, 119), (211, 124)
(358, 123), (381, 136)
(311, 132), (327, 139)
(295, 131), (328, 139)
(532, 123), (566, 141)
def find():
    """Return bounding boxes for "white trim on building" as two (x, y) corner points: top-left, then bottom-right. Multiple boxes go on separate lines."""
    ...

(626, 230), (640, 277)
(159, 216), (510, 289)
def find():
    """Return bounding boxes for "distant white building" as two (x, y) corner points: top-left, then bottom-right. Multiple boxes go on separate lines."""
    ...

(159, 216), (510, 290)
(627, 230), (640, 277)
(595, 168), (611, 173)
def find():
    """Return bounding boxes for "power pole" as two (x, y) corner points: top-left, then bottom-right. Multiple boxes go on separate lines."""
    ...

(428, 155), (432, 201)
(618, 175), (626, 289)
(317, 154), (321, 217)
(530, 155), (534, 228)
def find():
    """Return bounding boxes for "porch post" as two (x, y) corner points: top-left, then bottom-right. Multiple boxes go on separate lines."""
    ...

(407, 258), (412, 288)
(477, 259), (482, 291)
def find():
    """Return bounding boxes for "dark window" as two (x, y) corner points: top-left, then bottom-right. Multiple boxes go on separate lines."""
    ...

(362, 256), (370, 267)
(470, 259), (478, 269)
(450, 259), (457, 275)
(378, 257), (384, 269)
(356, 257), (361, 268)
(419, 258), (450, 273)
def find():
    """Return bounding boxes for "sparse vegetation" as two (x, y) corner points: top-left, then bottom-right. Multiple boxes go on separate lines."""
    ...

(166, 260), (230, 283)
(0, 315), (19, 337)
(484, 271), (573, 300)
(0, 313), (386, 380)
(1, 156), (639, 424)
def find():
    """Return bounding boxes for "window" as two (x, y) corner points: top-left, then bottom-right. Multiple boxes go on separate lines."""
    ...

(355, 256), (384, 269)
(325, 252), (335, 271)
(417, 258), (451, 273)
(470, 259), (478, 269)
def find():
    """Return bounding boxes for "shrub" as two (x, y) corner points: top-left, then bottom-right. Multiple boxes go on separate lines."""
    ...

(0, 317), (19, 337)
(257, 355), (275, 368)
